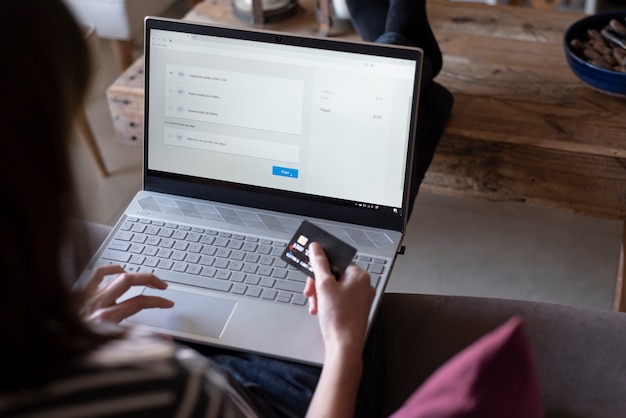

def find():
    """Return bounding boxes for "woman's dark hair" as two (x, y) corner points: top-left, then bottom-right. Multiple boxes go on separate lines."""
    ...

(0, 0), (119, 390)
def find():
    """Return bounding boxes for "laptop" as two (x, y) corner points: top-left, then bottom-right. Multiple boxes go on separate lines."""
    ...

(77, 16), (423, 366)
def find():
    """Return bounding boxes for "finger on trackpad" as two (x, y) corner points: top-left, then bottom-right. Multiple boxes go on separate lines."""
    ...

(126, 288), (236, 338)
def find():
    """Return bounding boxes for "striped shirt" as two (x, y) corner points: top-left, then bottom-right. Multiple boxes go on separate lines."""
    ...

(0, 331), (262, 417)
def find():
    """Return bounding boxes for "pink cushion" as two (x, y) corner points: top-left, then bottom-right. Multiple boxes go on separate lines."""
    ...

(389, 316), (543, 418)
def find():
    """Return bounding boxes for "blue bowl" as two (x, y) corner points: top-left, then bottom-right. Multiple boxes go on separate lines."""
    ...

(563, 11), (626, 97)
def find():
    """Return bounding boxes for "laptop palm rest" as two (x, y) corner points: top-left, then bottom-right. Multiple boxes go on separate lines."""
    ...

(127, 288), (236, 338)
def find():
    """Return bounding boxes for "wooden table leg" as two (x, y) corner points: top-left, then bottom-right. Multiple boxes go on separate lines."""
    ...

(317, 0), (332, 36)
(252, 0), (264, 24)
(613, 221), (626, 312)
(75, 106), (108, 177)
(111, 39), (134, 73)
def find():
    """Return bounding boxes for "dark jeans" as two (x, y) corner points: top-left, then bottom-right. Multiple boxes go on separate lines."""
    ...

(184, 312), (386, 418)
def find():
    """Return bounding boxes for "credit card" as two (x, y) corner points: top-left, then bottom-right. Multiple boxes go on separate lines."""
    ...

(281, 220), (357, 279)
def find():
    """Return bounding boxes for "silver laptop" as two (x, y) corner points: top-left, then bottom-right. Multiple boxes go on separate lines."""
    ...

(77, 16), (423, 366)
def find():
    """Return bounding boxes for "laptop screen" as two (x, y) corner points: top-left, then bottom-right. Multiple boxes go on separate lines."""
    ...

(144, 18), (422, 231)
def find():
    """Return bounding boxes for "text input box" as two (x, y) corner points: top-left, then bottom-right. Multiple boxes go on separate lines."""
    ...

(164, 127), (300, 163)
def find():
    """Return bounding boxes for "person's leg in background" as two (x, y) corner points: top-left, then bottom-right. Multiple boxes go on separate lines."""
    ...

(347, 0), (454, 219)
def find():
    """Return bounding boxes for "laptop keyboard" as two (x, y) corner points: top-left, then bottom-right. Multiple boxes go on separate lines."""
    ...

(95, 217), (386, 307)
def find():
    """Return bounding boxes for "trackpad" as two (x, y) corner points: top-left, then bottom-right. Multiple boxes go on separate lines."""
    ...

(127, 288), (236, 338)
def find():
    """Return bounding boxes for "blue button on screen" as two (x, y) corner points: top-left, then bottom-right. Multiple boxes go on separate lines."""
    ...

(272, 166), (299, 178)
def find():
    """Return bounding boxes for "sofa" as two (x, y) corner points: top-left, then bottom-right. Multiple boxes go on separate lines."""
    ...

(82, 222), (626, 418)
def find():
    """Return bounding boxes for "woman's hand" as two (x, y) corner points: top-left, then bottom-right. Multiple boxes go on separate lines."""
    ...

(303, 242), (374, 355)
(77, 264), (174, 324)
(303, 242), (375, 418)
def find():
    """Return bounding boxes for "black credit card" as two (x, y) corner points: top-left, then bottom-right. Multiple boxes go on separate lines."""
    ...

(281, 220), (357, 279)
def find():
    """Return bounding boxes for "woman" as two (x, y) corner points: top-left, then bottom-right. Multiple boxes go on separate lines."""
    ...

(1, 0), (451, 415)
(0, 1), (375, 417)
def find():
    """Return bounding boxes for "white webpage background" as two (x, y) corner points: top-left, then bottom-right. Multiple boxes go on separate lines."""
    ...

(147, 29), (417, 208)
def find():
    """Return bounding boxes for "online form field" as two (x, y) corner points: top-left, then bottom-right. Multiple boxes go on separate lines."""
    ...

(165, 65), (304, 135)
(164, 127), (300, 163)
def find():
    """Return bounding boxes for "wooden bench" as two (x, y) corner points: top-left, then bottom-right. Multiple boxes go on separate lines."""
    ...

(106, 0), (626, 310)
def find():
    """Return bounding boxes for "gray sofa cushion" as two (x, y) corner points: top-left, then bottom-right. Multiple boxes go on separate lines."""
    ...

(381, 293), (626, 418)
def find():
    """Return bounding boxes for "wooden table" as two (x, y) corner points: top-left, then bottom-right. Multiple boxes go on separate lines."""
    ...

(106, 0), (626, 310)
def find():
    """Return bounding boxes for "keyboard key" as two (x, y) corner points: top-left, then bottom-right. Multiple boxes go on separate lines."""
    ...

(109, 240), (131, 252)
(144, 246), (158, 256)
(172, 230), (188, 240)
(173, 241), (189, 251)
(245, 275), (261, 285)
(228, 261), (244, 271)
(216, 270), (231, 280)
(115, 231), (133, 241)
(260, 277), (275, 288)
(216, 248), (231, 258)
(158, 259), (174, 270)
(173, 262), (188, 273)
(186, 232), (202, 242)
(172, 251), (186, 261)
(146, 236), (161, 246)
(214, 259), (229, 269)
(243, 264), (258, 274)
(257, 266), (273, 276)
(214, 238), (229, 247)
(186, 253), (201, 264)
(145, 226), (160, 235)
(276, 280), (304, 293)
(271, 268), (287, 279)
(129, 244), (144, 254)
(200, 256), (215, 266)
(287, 270), (307, 283)
(243, 242), (258, 252)
(200, 267), (217, 278)
(144, 257), (159, 268)
(101, 249), (131, 263)
(228, 240), (244, 250)
(158, 228), (174, 238)
(230, 272), (246, 283)
(277, 292), (292, 303)
(130, 255), (146, 265)
(232, 284), (247, 295)
(201, 235), (216, 245)
(188, 243), (203, 253)
(187, 265), (202, 275)
(369, 263), (385, 275)
(157, 248), (173, 259)
(246, 286), (262, 298)
(292, 294), (307, 306)
(131, 224), (147, 233)
(129, 232), (147, 243)
(258, 245), (272, 255)
(160, 239), (175, 249)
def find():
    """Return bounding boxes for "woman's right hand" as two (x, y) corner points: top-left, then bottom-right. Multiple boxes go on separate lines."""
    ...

(303, 242), (375, 418)
(303, 242), (375, 355)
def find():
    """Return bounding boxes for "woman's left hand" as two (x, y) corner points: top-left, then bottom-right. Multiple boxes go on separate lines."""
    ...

(77, 264), (174, 324)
